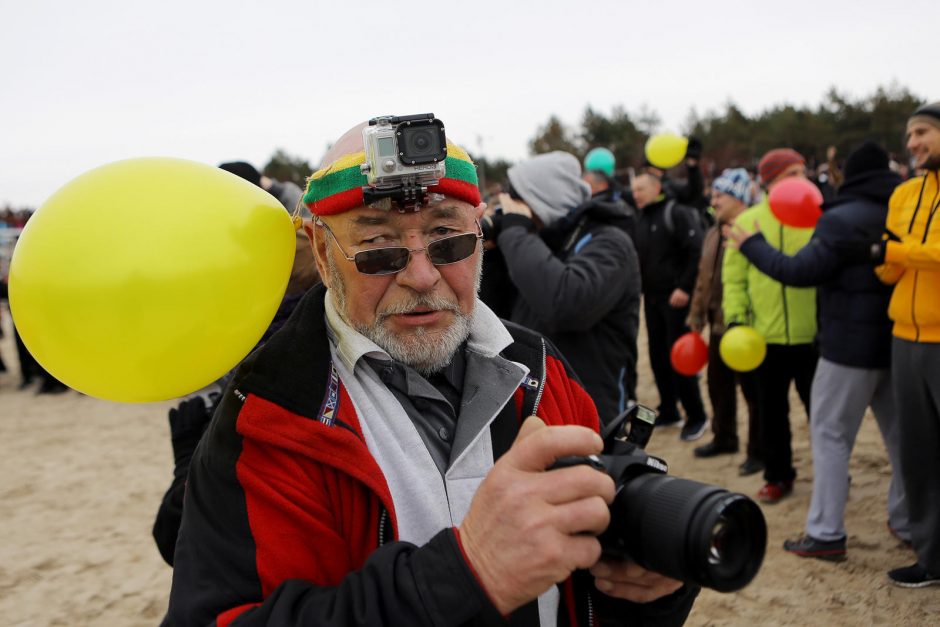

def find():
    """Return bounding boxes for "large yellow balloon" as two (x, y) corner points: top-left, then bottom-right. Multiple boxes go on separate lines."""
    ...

(644, 133), (689, 169)
(9, 157), (296, 402)
(719, 326), (767, 372)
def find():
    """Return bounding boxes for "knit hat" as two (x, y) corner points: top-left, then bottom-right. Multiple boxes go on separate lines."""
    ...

(506, 151), (591, 227)
(303, 140), (481, 216)
(758, 148), (805, 185)
(711, 168), (753, 206)
(219, 161), (262, 187)
(908, 101), (940, 132)
(842, 140), (889, 183)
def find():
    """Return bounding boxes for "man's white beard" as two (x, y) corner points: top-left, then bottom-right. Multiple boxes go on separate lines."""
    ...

(327, 251), (479, 376)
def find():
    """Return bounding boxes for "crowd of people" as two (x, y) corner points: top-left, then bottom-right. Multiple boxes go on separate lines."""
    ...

(1, 102), (937, 625)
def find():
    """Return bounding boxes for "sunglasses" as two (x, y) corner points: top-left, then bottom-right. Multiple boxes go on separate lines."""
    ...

(317, 219), (483, 275)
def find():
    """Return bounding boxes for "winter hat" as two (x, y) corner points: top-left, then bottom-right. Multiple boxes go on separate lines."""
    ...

(908, 101), (940, 132)
(711, 168), (753, 206)
(303, 140), (480, 216)
(506, 151), (591, 227)
(758, 148), (805, 185)
(219, 161), (262, 187)
(842, 140), (890, 183)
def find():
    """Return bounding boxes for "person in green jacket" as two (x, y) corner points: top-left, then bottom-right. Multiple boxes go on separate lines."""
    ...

(723, 148), (817, 504)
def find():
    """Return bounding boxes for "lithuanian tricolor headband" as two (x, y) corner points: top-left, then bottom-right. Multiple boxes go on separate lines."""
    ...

(302, 113), (481, 217)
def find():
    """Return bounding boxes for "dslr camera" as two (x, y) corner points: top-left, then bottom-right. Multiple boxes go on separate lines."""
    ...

(553, 402), (767, 592)
(361, 113), (447, 210)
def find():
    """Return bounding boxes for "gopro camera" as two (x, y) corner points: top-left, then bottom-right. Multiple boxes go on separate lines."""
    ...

(361, 113), (447, 210)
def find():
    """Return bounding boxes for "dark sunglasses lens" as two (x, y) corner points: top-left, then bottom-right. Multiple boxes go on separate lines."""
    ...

(355, 248), (410, 275)
(428, 233), (478, 265)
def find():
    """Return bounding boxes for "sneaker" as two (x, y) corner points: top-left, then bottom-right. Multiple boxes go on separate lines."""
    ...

(680, 419), (708, 442)
(694, 440), (738, 458)
(757, 481), (793, 504)
(655, 415), (682, 429)
(738, 458), (765, 476)
(783, 534), (847, 561)
(887, 563), (940, 588)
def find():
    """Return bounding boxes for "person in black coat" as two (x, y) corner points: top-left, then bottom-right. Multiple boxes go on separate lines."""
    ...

(481, 151), (641, 426)
(728, 140), (910, 561)
(632, 171), (708, 441)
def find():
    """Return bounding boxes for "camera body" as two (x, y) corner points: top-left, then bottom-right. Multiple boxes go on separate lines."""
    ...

(361, 113), (447, 209)
(553, 402), (767, 592)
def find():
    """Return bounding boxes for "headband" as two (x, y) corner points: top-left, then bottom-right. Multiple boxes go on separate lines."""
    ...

(302, 140), (481, 216)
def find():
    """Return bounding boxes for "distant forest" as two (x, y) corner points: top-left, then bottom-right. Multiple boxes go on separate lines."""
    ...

(263, 84), (924, 190)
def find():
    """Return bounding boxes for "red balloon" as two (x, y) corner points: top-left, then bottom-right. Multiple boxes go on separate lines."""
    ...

(768, 177), (823, 228)
(671, 332), (709, 376)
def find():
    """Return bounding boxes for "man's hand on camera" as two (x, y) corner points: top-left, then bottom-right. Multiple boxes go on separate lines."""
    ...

(458, 416), (615, 615)
(498, 192), (533, 219)
(590, 557), (684, 603)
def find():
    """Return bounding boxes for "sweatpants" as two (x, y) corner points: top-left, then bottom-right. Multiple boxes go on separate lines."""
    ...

(892, 338), (940, 574)
(707, 330), (761, 459)
(644, 294), (707, 424)
(805, 358), (909, 542)
(757, 343), (816, 484)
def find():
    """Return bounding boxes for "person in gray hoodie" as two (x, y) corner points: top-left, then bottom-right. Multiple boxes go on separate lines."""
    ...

(482, 151), (641, 425)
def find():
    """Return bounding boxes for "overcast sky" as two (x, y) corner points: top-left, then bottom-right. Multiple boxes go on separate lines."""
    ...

(1, 0), (935, 207)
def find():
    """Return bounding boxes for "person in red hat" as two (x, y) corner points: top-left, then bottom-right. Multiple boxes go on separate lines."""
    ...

(723, 148), (818, 504)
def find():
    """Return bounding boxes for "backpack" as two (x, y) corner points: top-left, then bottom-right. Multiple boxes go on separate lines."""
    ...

(662, 199), (712, 237)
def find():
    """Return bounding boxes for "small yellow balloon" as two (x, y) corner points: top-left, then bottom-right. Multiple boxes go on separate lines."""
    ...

(9, 157), (296, 402)
(719, 326), (767, 372)
(644, 133), (689, 169)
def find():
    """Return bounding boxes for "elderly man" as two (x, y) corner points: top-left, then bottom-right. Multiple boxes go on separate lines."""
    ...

(163, 117), (697, 625)
(687, 169), (761, 476)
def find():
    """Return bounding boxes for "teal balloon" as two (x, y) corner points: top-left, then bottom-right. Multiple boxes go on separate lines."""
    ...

(584, 148), (615, 176)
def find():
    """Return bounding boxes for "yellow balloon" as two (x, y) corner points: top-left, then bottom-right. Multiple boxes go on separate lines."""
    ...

(644, 133), (689, 169)
(9, 157), (296, 402)
(719, 326), (767, 372)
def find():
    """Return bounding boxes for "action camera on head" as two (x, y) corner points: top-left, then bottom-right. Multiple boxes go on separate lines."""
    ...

(361, 113), (447, 210)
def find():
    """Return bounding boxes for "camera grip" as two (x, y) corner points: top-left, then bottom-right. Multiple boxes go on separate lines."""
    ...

(548, 455), (606, 472)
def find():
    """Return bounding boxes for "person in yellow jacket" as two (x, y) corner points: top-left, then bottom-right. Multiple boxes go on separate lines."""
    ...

(874, 102), (940, 588)
(723, 149), (817, 504)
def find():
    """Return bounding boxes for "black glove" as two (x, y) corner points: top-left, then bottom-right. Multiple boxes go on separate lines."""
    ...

(686, 137), (703, 160)
(835, 228), (900, 265)
(862, 228), (902, 265)
(169, 396), (212, 468)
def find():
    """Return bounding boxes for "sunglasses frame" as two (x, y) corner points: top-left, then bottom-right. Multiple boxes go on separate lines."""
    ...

(316, 218), (483, 275)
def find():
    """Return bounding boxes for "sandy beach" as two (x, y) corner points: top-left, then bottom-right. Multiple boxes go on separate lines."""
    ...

(0, 303), (937, 626)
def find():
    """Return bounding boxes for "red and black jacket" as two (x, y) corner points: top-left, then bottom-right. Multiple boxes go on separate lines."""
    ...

(163, 285), (696, 626)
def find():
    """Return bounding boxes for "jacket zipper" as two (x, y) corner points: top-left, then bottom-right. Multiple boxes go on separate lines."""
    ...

(378, 508), (389, 547)
(911, 271), (920, 342)
(586, 589), (594, 627)
(533, 339), (547, 414)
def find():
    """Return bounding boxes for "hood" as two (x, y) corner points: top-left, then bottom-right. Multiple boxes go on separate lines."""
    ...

(507, 151), (591, 227)
(825, 170), (902, 210)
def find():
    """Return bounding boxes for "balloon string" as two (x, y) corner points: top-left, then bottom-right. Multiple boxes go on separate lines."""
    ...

(290, 198), (304, 231)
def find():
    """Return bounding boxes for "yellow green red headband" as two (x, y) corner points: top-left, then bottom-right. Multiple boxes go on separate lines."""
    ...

(302, 140), (481, 216)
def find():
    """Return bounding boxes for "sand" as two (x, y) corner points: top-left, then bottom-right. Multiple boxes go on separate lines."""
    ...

(0, 303), (937, 626)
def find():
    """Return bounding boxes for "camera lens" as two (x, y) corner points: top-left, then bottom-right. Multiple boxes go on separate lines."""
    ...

(398, 121), (446, 165)
(404, 128), (440, 157)
(604, 474), (766, 592)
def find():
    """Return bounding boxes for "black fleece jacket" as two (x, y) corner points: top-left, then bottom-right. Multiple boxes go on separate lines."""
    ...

(495, 198), (641, 425)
